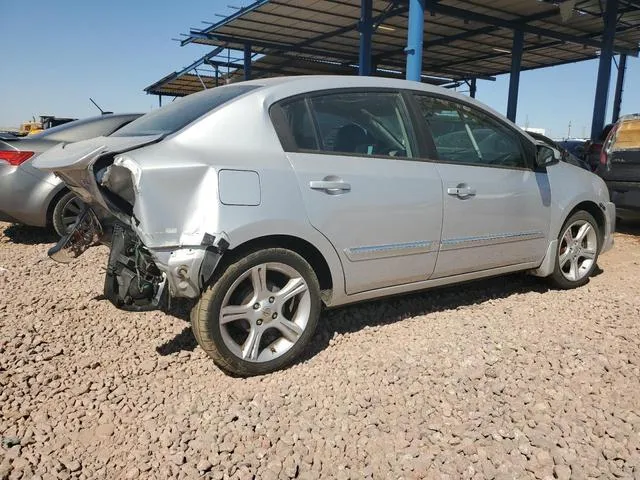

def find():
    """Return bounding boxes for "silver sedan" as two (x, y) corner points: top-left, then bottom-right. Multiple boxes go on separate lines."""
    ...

(0, 114), (141, 235)
(34, 76), (615, 376)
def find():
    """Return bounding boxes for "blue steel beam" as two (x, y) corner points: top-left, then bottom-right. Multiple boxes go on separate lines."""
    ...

(417, 0), (638, 56)
(375, 7), (564, 62)
(612, 53), (627, 123)
(405, 0), (425, 81)
(359, 0), (373, 76)
(181, 0), (270, 46)
(506, 29), (524, 122)
(590, 0), (619, 139)
(434, 21), (638, 72)
(188, 31), (356, 61)
(143, 46), (225, 93)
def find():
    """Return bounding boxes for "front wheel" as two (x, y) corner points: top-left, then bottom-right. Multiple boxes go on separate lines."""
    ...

(191, 248), (321, 376)
(547, 210), (601, 289)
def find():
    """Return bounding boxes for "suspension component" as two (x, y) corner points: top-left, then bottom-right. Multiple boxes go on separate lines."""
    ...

(104, 224), (166, 311)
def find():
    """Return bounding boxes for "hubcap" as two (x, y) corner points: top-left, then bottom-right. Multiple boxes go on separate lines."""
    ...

(558, 220), (598, 281)
(219, 262), (311, 363)
(61, 197), (85, 232)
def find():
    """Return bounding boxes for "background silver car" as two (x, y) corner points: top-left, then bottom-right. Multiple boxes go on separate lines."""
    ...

(0, 113), (141, 235)
(34, 76), (615, 376)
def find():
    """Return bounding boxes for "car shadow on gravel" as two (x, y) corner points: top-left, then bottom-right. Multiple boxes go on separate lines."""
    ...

(1, 224), (58, 245)
(295, 273), (552, 365)
(617, 221), (640, 236)
(154, 272), (557, 369)
(156, 299), (198, 355)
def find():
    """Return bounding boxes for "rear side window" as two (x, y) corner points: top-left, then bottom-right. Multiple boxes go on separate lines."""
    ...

(310, 92), (414, 158)
(112, 84), (259, 137)
(416, 95), (527, 169)
(279, 99), (318, 150)
(273, 91), (416, 159)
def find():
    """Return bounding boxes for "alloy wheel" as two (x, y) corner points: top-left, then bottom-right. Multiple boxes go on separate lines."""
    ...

(558, 219), (598, 281)
(218, 262), (311, 363)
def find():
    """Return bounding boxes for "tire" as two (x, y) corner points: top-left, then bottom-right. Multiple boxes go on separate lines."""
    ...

(191, 248), (322, 376)
(547, 210), (601, 289)
(51, 191), (85, 237)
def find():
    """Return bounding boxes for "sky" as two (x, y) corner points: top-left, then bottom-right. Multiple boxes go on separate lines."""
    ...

(1, 0), (638, 140)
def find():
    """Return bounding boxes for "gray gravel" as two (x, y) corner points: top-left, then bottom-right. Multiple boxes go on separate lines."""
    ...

(1, 221), (640, 479)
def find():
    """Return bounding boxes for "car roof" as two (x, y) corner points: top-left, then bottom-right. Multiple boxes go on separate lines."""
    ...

(234, 75), (523, 135)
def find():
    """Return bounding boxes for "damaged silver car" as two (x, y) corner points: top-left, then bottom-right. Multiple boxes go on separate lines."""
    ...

(34, 76), (615, 376)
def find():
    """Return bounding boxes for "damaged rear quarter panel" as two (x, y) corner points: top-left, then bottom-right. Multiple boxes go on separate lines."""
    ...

(124, 91), (346, 300)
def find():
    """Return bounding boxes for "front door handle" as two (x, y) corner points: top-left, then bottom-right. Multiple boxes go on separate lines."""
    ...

(447, 184), (476, 199)
(309, 179), (351, 194)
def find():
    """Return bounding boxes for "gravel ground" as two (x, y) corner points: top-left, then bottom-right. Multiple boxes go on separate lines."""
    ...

(1, 221), (640, 480)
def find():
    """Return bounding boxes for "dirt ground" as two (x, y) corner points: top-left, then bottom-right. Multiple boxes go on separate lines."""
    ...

(1, 221), (639, 480)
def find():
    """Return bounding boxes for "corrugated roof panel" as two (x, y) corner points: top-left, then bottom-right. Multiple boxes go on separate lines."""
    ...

(170, 0), (639, 85)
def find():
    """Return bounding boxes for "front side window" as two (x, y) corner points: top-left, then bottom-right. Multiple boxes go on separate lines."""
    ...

(416, 95), (526, 169)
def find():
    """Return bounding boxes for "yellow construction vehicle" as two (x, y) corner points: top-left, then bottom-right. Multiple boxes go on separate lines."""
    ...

(17, 116), (76, 136)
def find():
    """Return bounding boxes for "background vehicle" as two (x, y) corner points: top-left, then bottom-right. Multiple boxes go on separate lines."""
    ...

(34, 77), (615, 377)
(596, 114), (640, 221)
(527, 131), (590, 170)
(584, 124), (614, 171)
(0, 113), (142, 235)
(557, 139), (587, 160)
(17, 116), (77, 136)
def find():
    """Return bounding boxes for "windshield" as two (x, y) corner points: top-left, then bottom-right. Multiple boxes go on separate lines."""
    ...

(112, 84), (260, 137)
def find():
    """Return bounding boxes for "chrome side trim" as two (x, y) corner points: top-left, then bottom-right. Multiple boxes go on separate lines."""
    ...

(344, 240), (434, 262)
(440, 230), (545, 251)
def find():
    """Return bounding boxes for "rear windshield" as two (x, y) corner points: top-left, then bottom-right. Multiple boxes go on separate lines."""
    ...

(28, 115), (140, 142)
(112, 84), (260, 137)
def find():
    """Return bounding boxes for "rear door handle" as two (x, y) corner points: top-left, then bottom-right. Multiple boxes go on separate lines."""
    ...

(447, 184), (476, 198)
(309, 180), (351, 194)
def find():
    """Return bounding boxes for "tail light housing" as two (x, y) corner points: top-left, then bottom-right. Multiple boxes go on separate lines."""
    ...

(0, 150), (35, 166)
(600, 123), (619, 167)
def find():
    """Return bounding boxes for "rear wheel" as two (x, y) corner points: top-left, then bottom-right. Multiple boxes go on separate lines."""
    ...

(52, 191), (85, 237)
(191, 248), (321, 376)
(548, 210), (600, 289)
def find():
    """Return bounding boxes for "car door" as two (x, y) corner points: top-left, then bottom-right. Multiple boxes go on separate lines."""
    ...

(270, 90), (443, 295)
(411, 94), (551, 278)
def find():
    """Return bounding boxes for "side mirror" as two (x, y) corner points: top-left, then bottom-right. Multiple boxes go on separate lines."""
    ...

(535, 144), (560, 168)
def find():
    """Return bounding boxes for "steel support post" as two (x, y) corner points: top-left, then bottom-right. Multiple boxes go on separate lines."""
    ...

(590, 0), (618, 139)
(506, 29), (524, 122)
(405, 0), (425, 82)
(359, 0), (373, 75)
(244, 43), (252, 81)
(612, 53), (627, 123)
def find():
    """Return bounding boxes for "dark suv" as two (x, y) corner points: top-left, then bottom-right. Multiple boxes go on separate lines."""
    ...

(596, 114), (640, 221)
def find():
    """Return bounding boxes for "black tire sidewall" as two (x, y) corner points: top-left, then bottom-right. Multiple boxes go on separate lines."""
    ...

(51, 191), (81, 237)
(193, 248), (321, 376)
(550, 210), (601, 289)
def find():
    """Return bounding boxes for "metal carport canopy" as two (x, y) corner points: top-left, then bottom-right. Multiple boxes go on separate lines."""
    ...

(180, 0), (640, 81)
(144, 54), (458, 98)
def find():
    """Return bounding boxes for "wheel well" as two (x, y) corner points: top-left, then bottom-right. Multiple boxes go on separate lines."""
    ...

(222, 235), (334, 293)
(45, 187), (69, 227)
(569, 201), (606, 243)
